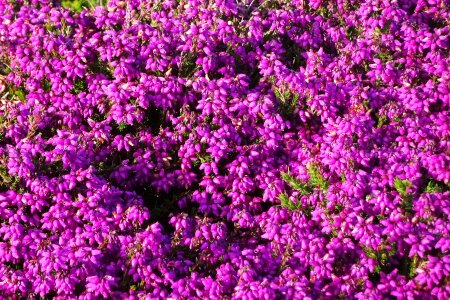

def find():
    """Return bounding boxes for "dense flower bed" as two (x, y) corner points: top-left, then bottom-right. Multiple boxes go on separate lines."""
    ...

(0, 0), (449, 298)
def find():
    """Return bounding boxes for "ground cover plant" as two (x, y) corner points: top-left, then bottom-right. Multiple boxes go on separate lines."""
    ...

(0, 0), (449, 298)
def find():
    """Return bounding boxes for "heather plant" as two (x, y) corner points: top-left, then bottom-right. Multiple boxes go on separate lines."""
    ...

(0, 0), (449, 299)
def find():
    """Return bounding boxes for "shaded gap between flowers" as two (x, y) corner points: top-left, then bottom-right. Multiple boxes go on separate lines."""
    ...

(280, 35), (307, 70)
(135, 185), (199, 233)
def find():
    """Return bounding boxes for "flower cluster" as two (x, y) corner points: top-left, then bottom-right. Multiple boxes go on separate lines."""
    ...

(0, 0), (449, 298)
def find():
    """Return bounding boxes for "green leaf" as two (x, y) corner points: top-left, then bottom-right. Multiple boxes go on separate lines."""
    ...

(394, 177), (412, 197)
(409, 255), (419, 279)
(278, 192), (297, 211)
(291, 93), (299, 106)
(61, 0), (85, 11)
(394, 178), (414, 214)
(307, 164), (329, 193)
(196, 153), (211, 163)
(61, 0), (107, 11)
(180, 52), (199, 78)
(375, 51), (393, 63)
(281, 171), (312, 196)
(362, 245), (378, 259)
(72, 78), (88, 94)
(376, 115), (388, 128)
(278, 192), (288, 204)
(274, 85), (300, 117)
(345, 26), (362, 40)
(14, 88), (26, 101)
(274, 87), (282, 100)
(117, 122), (129, 132)
(334, 203), (344, 213)
(41, 78), (52, 92)
(285, 90), (291, 100)
(401, 196), (414, 214)
(425, 179), (443, 193)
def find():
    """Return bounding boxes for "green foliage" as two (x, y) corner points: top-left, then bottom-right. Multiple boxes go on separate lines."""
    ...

(394, 177), (414, 214)
(277, 192), (314, 216)
(72, 78), (88, 94)
(371, 22), (389, 43)
(61, 0), (107, 12)
(196, 153), (211, 163)
(263, 30), (276, 42)
(362, 242), (398, 276)
(44, 18), (74, 37)
(274, 86), (300, 117)
(41, 78), (52, 92)
(281, 171), (312, 196)
(279, 166), (329, 213)
(408, 255), (419, 279)
(14, 88), (26, 101)
(117, 122), (130, 133)
(376, 114), (388, 128)
(279, 164), (329, 207)
(90, 56), (114, 79)
(4, 261), (24, 271)
(375, 51), (394, 63)
(130, 281), (145, 291)
(44, 22), (56, 34)
(334, 203), (344, 213)
(307, 164), (329, 193)
(61, 0), (89, 11)
(394, 177), (412, 197)
(179, 52), (199, 78)
(280, 35), (306, 70)
(393, 61), (405, 70)
(399, 254), (420, 279)
(362, 100), (370, 110)
(345, 26), (362, 40)
(91, 112), (106, 122)
(374, 78), (388, 88)
(210, 123), (220, 130)
(278, 192), (297, 211)
(317, 7), (333, 18)
(0, 62), (11, 75)
(426, 180), (441, 193)
(425, 179), (443, 193)
(0, 164), (21, 191)
(351, 133), (358, 144)
(1, 82), (28, 102)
